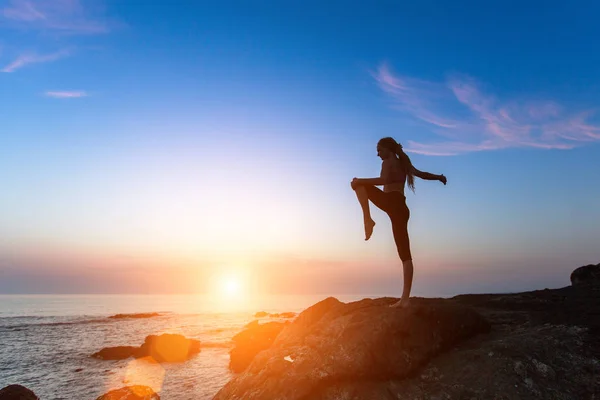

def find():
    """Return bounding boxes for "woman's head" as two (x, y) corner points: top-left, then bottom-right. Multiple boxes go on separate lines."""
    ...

(377, 137), (401, 160)
(377, 137), (416, 192)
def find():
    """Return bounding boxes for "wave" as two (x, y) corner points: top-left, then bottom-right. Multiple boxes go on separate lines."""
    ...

(201, 341), (232, 349)
(0, 312), (173, 330)
(108, 312), (168, 319)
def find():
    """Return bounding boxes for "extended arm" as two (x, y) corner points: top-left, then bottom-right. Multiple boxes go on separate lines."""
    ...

(412, 166), (447, 184)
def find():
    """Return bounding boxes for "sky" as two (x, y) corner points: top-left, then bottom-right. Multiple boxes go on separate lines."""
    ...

(1, 0), (599, 296)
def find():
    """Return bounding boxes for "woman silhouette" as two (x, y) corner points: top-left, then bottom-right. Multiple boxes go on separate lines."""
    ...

(351, 137), (446, 308)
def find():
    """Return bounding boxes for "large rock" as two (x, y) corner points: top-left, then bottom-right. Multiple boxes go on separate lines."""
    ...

(92, 346), (141, 360)
(96, 386), (159, 400)
(213, 297), (490, 399)
(571, 263), (600, 287)
(229, 320), (289, 373)
(92, 334), (201, 362)
(0, 385), (39, 400)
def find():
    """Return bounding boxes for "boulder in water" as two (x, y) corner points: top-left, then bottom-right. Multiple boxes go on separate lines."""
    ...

(0, 385), (39, 400)
(92, 346), (141, 360)
(96, 386), (159, 400)
(92, 334), (201, 362)
(140, 333), (201, 363)
(254, 311), (268, 318)
(229, 320), (290, 373)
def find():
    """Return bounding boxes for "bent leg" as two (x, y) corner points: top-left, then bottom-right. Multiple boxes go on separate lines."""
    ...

(353, 185), (376, 240)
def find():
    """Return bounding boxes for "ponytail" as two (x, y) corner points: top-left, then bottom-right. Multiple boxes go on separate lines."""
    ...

(395, 143), (416, 193)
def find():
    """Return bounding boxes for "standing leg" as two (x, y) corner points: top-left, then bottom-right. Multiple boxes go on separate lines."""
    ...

(389, 210), (413, 308)
(353, 185), (376, 240)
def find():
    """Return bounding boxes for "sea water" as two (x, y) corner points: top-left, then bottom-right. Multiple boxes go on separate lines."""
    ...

(0, 294), (365, 399)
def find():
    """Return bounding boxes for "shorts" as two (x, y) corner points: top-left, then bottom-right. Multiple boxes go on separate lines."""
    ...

(364, 185), (412, 261)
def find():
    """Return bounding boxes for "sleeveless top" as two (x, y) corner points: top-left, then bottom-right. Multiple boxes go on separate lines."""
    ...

(381, 159), (406, 194)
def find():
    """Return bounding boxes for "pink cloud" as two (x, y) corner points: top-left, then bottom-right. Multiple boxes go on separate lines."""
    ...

(1, 49), (69, 72)
(2, 0), (45, 21)
(1, 0), (110, 34)
(45, 90), (87, 98)
(375, 63), (600, 155)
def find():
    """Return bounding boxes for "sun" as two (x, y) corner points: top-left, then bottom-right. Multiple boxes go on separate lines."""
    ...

(211, 270), (246, 300)
(205, 267), (253, 311)
(221, 276), (241, 296)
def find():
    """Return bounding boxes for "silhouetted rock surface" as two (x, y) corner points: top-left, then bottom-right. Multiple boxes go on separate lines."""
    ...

(229, 320), (290, 373)
(215, 297), (490, 399)
(96, 386), (159, 400)
(570, 262), (600, 287)
(214, 270), (600, 400)
(108, 313), (161, 319)
(92, 333), (201, 362)
(0, 385), (39, 400)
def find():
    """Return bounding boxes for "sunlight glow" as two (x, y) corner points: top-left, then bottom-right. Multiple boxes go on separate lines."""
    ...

(221, 277), (241, 296)
(205, 268), (253, 312)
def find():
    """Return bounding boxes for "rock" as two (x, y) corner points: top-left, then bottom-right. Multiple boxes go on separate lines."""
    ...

(92, 334), (201, 362)
(254, 311), (268, 318)
(108, 313), (161, 319)
(96, 386), (159, 400)
(92, 346), (141, 360)
(514, 361), (527, 378)
(214, 297), (490, 399)
(531, 359), (556, 380)
(140, 333), (201, 363)
(570, 263), (600, 287)
(229, 320), (290, 373)
(0, 385), (39, 400)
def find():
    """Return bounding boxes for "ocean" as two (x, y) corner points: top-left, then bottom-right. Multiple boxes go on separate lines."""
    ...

(0, 294), (366, 400)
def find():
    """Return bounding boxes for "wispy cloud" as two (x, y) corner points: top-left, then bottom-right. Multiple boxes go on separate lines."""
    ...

(1, 49), (69, 72)
(374, 63), (600, 155)
(1, 0), (110, 35)
(45, 90), (87, 98)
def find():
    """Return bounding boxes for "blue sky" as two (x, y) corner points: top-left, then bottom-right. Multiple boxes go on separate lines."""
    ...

(1, 0), (599, 295)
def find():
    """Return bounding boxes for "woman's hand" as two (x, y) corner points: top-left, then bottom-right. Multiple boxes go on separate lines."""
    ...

(439, 174), (447, 185)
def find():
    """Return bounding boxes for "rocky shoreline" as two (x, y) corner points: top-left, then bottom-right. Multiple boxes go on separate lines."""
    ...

(2, 263), (599, 400)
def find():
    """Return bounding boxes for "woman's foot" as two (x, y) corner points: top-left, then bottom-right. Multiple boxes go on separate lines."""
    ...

(364, 218), (376, 240)
(389, 298), (410, 308)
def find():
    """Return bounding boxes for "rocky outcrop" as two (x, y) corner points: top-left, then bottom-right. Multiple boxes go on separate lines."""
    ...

(0, 385), (39, 400)
(96, 386), (159, 400)
(215, 297), (490, 399)
(570, 262), (600, 287)
(92, 333), (201, 362)
(215, 277), (600, 400)
(229, 320), (290, 373)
